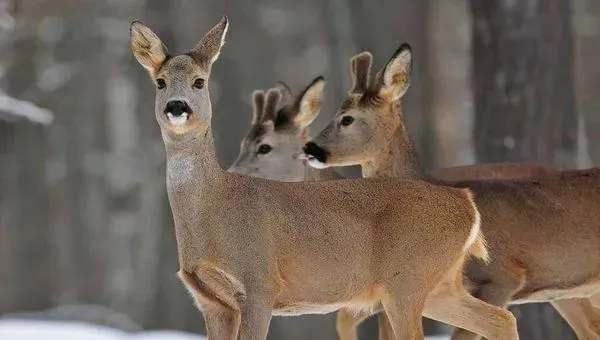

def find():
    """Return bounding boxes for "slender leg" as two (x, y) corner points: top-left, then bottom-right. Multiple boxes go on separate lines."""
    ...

(237, 296), (273, 340)
(178, 270), (243, 340)
(449, 281), (519, 340)
(590, 291), (600, 310)
(203, 306), (240, 340)
(337, 308), (373, 340)
(380, 286), (426, 340)
(426, 288), (518, 340)
(378, 312), (396, 340)
(552, 298), (600, 340)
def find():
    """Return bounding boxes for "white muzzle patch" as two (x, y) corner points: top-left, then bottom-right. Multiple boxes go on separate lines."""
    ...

(167, 112), (189, 126)
(307, 157), (327, 169)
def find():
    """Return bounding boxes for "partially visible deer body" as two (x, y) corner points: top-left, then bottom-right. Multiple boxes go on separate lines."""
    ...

(305, 45), (600, 340)
(431, 163), (557, 182)
(130, 18), (518, 340)
(231, 81), (545, 340)
(229, 79), (340, 182)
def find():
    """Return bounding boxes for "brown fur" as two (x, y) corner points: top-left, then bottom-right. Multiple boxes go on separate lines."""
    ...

(432, 163), (558, 181)
(130, 18), (515, 340)
(308, 43), (600, 340)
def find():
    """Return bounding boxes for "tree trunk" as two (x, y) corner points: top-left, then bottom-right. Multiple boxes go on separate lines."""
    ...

(470, 0), (577, 339)
(428, 0), (474, 169)
(573, 0), (600, 167)
(470, 0), (577, 168)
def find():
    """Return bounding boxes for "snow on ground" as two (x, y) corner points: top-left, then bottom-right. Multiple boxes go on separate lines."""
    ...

(0, 320), (206, 340)
(0, 319), (450, 339)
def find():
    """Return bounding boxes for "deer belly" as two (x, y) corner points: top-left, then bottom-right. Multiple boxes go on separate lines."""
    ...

(511, 277), (600, 304)
(272, 284), (383, 316)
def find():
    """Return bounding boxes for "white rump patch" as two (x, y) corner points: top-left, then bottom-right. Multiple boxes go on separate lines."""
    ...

(463, 204), (482, 251)
(167, 112), (189, 126)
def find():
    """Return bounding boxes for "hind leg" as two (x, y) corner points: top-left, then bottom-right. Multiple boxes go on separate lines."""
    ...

(590, 291), (600, 310)
(336, 308), (373, 340)
(426, 272), (518, 340)
(449, 278), (522, 340)
(378, 312), (395, 340)
(379, 282), (428, 340)
(552, 298), (600, 340)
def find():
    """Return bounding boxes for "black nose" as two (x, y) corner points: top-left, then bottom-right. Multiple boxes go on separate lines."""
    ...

(165, 100), (191, 117)
(303, 142), (329, 163)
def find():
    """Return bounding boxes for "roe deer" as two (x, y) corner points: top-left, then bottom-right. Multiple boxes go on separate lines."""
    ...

(130, 17), (518, 340)
(228, 79), (340, 181)
(231, 80), (555, 340)
(304, 44), (600, 340)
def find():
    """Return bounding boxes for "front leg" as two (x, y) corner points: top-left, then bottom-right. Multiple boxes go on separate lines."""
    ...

(238, 293), (273, 340)
(179, 270), (241, 340)
(204, 305), (240, 340)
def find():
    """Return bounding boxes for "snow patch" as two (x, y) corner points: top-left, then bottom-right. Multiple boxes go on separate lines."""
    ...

(0, 320), (206, 340)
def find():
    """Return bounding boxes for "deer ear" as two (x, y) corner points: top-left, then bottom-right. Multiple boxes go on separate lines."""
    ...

(251, 90), (266, 124)
(350, 52), (373, 94)
(294, 76), (325, 128)
(190, 16), (229, 68)
(130, 20), (168, 74)
(378, 43), (412, 101)
(275, 81), (294, 107)
(262, 88), (282, 123)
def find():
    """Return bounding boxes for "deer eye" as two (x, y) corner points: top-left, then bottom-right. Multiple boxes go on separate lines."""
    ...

(193, 78), (205, 89)
(156, 78), (166, 89)
(257, 144), (272, 155)
(340, 115), (354, 126)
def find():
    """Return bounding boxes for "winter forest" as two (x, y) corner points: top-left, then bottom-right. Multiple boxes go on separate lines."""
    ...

(1, 0), (599, 339)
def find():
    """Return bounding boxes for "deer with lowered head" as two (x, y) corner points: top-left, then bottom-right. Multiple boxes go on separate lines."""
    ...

(228, 79), (340, 182)
(304, 44), (600, 340)
(130, 17), (519, 340)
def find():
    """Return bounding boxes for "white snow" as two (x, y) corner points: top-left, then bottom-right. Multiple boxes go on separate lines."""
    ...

(0, 319), (450, 339)
(0, 320), (206, 340)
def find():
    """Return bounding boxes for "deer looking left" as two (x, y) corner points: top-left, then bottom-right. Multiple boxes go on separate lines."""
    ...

(130, 17), (518, 340)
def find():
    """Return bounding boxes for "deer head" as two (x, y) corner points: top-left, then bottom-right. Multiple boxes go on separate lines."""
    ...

(130, 17), (228, 139)
(228, 77), (325, 181)
(304, 43), (414, 175)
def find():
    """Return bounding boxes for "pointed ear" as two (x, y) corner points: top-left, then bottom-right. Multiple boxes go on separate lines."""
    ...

(378, 43), (412, 101)
(350, 52), (373, 93)
(130, 20), (169, 74)
(189, 16), (229, 68)
(251, 90), (265, 124)
(294, 76), (325, 128)
(276, 81), (294, 107)
(262, 88), (282, 122)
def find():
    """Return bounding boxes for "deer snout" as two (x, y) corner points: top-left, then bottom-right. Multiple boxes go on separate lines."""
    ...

(303, 142), (329, 169)
(165, 100), (191, 117)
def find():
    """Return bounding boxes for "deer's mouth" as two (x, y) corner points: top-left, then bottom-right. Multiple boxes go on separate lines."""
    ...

(164, 100), (193, 126)
(166, 112), (191, 126)
(303, 142), (329, 169)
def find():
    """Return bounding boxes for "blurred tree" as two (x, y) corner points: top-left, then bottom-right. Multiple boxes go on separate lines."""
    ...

(574, 0), (600, 166)
(428, 0), (474, 170)
(470, 0), (577, 339)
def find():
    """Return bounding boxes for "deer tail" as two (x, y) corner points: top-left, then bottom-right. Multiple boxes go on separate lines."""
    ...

(462, 189), (490, 263)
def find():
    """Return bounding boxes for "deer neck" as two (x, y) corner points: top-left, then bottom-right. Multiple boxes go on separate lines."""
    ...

(362, 125), (424, 180)
(163, 127), (224, 200)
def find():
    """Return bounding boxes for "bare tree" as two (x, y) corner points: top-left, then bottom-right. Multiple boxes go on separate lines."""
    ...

(470, 0), (577, 339)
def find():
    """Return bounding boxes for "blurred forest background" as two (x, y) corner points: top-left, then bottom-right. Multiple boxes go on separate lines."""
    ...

(0, 0), (598, 339)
